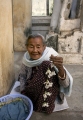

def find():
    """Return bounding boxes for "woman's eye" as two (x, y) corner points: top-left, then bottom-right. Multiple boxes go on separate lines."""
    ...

(29, 46), (33, 48)
(37, 46), (40, 48)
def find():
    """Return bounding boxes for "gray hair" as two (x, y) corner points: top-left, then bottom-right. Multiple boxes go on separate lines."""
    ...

(25, 33), (46, 46)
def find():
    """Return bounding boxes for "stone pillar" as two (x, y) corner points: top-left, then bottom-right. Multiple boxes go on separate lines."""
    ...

(0, 0), (14, 96)
(50, 0), (61, 32)
(13, 0), (32, 51)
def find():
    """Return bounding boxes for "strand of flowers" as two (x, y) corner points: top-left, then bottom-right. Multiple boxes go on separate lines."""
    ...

(42, 63), (56, 108)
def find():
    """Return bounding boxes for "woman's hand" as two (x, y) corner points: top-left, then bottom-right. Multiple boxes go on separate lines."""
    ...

(50, 55), (65, 78)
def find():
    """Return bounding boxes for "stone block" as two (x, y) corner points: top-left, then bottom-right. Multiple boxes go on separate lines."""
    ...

(14, 28), (26, 51)
(58, 31), (83, 54)
(60, 19), (80, 31)
(46, 34), (58, 51)
(60, 31), (73, 37)
(60, 54), (82, 64)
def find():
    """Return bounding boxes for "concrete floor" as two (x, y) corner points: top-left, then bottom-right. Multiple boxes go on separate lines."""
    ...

(14, 52), (83, 120)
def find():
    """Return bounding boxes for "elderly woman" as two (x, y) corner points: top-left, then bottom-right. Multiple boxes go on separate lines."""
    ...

(18, 33), (73, 114)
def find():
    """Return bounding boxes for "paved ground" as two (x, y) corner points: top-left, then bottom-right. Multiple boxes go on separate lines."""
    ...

(14, 52), (83, 120)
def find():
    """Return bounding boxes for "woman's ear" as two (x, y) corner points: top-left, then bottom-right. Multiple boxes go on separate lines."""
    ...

(26, 45), (28, 51)
(43, 45), (46, 50)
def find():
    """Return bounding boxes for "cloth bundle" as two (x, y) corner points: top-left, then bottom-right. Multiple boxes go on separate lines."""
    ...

(0, 98), (29, 120)
(22, 61), (60, 114)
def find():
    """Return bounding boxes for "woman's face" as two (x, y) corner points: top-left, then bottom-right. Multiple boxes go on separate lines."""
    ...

(26, 37), (46, 60)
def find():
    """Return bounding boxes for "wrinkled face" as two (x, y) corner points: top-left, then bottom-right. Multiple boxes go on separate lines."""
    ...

(26, 37), (46, 60)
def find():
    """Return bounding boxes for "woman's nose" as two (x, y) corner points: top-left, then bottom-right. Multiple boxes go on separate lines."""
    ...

(33, 47), (37, 52)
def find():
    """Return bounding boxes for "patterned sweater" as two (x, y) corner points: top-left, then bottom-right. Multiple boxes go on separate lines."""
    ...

(18, 61), (69, 114)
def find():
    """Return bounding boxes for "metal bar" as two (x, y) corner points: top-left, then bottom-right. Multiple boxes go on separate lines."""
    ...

(46, 0), (49, 15)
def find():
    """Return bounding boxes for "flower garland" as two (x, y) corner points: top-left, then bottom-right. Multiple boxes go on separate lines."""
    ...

(42, 63), (56, 108)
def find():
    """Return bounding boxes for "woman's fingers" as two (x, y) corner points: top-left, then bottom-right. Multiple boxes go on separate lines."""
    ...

(50, 55), (63, 63)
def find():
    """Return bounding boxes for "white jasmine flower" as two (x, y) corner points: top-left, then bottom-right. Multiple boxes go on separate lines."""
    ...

(44, 80), (53, 89)
(46, 84), (52, 89)
(46, 92), (52, 96)
(44, 80), (49, 84)
(43, 93), (47, 100)
(48, 72), (56, 78)
(45, 69), (51, 75)
(43, 91), (52, 100)
(46, 68), (56, 78)
(48, 74), (51, 78)
(42, 102), (49, 107)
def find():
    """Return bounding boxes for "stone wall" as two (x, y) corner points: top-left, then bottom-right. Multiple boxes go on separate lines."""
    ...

(58, 0), (83, 64)
(13, 0), (32, 51)
(0, 0), (14, 96)
(46, 0), (83, 64)
(58, 31), (83, 64)
(13, 0), (83, 64)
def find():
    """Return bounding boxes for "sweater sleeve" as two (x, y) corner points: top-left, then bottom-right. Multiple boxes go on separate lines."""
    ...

(18, 63), (28, 92)
(54, 66), (70, 88)
(58, 71), (70, 88)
